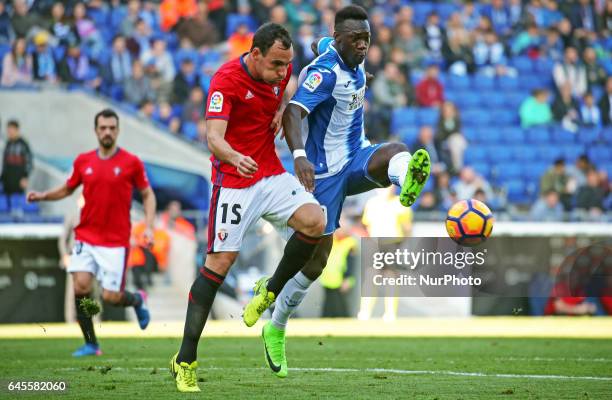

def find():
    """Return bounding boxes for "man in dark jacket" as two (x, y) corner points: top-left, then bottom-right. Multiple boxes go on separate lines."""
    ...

(2, 119), (32, 195)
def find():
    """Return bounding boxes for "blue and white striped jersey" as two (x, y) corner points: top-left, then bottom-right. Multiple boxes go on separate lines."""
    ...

(290, 38), (370, 179)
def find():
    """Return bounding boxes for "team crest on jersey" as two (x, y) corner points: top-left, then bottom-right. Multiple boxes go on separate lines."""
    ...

(217, 229), (228, 242)
(208, 91), (224, 112)
(85, 167), (93, 175)
(114, 167), (121, 176)
(303, 72), (323, 92)
(273, 86), (280, 96)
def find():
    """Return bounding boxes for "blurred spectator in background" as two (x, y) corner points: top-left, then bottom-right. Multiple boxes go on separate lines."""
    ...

(159, 200), (196, 239)
(173, 58), (200, 104)
(461, 0), (481, 31)
(553, 46), (587, 98)
(293, 24), (316, 70)
(11, 0), (41, 38)
(181, 86), (205, 125)
(576, 169), (606, 215)
(227, 23), (253, 60)
(141, 37), (176, 83)
(285, 0), (316, 33)
(73, 2), (104, 58)
(412, 125), (445, 176)
(1, 37), (32, 86)
(434, 171), (456, 210)
(32, 31), (56, 82)
(0, 1), (13, 44)
(579, 92), (602, 127)
(416, 64), (444, 108)
(365, 44), (384, 77)
(582, 47), (607, 91)
(442, 29), (474, 76)
(1, 119), (32, 196)
(566, 154), (591, 188)
(571, 0), (598, 35)
(320, 215), (356, 318)
(139, 99), (156, 119)
(436, 101), (466, 174)
(269, 4), (288, 27)
(540, 27), (564, 62)
(120, 0), (143, 38)
(474, 31), (516, 77)
(371, 62), (412, 131)
(598, 76), (612, 126)
(176, 2), (219, 48)
(483, 0), (512, 38)
(128, 18), (153, 56)
(520, 88), (552, 128)
(530, 190), (564, 221)
(453, 166), (494, 200)
(423, 12), (445, 63)
(251, 0), (276, 25)
(159, 0), (197, 32)
(124, 59), (156, 105)
(394, 22), (426, 71)
(552, 83), (580, 132)
(417, 191), (438, 211)
(540, 158), (572, 209)
(49, 2), (78, 48)
(508, 0), (527, 29)
(57, 42), (101, 90)
(154, 101), (181, 134)
(104, 35), (132, 87)
(511, 23), (541, 57)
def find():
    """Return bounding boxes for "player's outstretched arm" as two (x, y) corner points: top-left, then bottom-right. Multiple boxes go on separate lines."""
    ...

(140, 186), (157, 243)
(282, 103), (315, 192)
(27, 183), (76, 202)
(206, 119), (258, 178)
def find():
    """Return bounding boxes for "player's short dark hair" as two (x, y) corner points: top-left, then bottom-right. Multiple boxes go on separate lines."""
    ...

(7, 119), (19, 129)
(335, 5), (368, 28)
(251, 23), (292, 56)
(94, 108), (119, 128)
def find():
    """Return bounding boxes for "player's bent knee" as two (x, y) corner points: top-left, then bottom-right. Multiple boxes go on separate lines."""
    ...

(294, 204), (326, 237)
(205, 252), (237, 276)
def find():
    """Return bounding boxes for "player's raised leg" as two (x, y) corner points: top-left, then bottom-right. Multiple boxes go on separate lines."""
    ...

(171, 252), (236, 392)
(367, 142), (431, 207)
(71, 271), (101, 357)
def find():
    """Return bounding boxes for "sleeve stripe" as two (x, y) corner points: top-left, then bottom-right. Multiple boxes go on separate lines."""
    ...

(205, 116), (230, 121)
(289, 100), (311, 114)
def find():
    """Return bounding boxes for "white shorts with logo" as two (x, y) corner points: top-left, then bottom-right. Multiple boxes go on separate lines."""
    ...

(207, 172), (319, 253)
(67, 241), (128, 292)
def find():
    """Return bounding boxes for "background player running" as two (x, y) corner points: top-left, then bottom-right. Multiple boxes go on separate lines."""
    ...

(244, 5), (431, 378)
(27, 108), (155, 357)
(169, 23), (326, 393)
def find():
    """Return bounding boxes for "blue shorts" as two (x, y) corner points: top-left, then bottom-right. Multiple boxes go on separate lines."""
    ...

(314, 144), (384, 234)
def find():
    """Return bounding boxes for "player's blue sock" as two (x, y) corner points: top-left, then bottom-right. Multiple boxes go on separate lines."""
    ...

(177, 267), (224, 364)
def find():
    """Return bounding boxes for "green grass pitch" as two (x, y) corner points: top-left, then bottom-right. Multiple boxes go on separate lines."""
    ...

(1, 337), (611, 399)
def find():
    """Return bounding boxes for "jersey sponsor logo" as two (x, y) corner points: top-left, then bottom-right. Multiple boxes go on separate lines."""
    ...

(217, 229), (228, 242)
(85, 167), (93, 175)
(208, 91), (224, 112)
(344, 80), (351, 88)
(348, 87), (366, 111)
(245, 90), (254, 100)
(303, 72), (323, 92)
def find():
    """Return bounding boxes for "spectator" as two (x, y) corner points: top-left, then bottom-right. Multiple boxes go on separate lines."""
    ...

(120, 0), (143, 37)
(294, 24), (316, 70)
(461, 1), (481, 31)
(128, 18), (153, 57)
(394, 23), (425, 70)
(139, 99), (156, 119)
(371, 62), (411, 110)
(72, 2), (104, 58)
(269, 5), (288, 27)
(104, 35), (132, 86)
(599, 76), (612, 126)
(482, 0), (512, 37)
(540, 27), (564, 62)
(57, 42), (101, 89)
(603, 0), (612, 34)
(434, 171), (455, 210)
(1, 119), (32, 196)
(540, 158), (572, 209)
(442, 31), (474, 76)
(552, 83), (580, 132)
(519, 88), (552, 128)
(508, 0), (527, 29)
(422, 12), (445, 62)
(251, 0), (276, 25)
(1, 37), (32, 87)
(417, 191), (438, 211)
(181, 86), (205, 124)
(0, 1), (13, 44)
(576, 168), (606, 214)
(394, 5), (414, 26)
(11, 0), (42, 38)
(453, 166), (494, 201)
(141, 37), (176, 83)
(412, 126), (445, 175)
(473, 31), (515, 77)
(446, 12), (469, 43)
(566, 154), (591, 188)
(284, 0), (316, 33)
(227, 23), (253, 60)
(553, 46), (587, 98)
(176, 2), (219, 48)
(436, 101), (466, 173)
(159, 0), (197, 32)
(579, 93), (602, 127)
(365, 44), (384, 77)
(124, 59), (155, 105)
(571, 0), (598, 34)
(540, 0), (563, 28)
(154, 101), (181, 134)
(583, 47), (607, 91)
(415, 64), (444, 108)
(49, 2), (78, 47)
(31, 31), (56, 82)
(159, 200), (196, 239)
(530, 190), (564, 221)
(511, 23), (541, 56)
(173, 58), (200, 104)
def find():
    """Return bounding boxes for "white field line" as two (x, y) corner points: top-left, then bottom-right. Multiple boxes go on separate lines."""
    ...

(55, 366), (612, 381)
(493, 357), (612, 363)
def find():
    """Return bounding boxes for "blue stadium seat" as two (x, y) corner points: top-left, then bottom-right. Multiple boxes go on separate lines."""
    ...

(511, 56), (534, 74)
(497, 75), (519, 90)
(391, 107), (417, 133)
(470, 147), (489, 162)
(225, 14), (258, 37)
(182, 122), (198, 140)
(525, 127), (550, 143)
(462, 109), (491, 127)
(398, 128), (419, 146)
(602, 127), (612, 142)
(511, 146), (537, 162)
(527, 162), (550, 180)
(505, 180), (528, 203)
(472, 76), (495, 90)
(550, 126), (576, 144)
(0, 195), (8, 213)
(482, 91), (506, 108)
(476, 127), (501, 144)
(470, 162), (490, 179)
(537, 145), (562, 162)
(520, 74), (545, 90)
(534, 58), (555, 74)
(490, 109), (518, 126)
(577, 127), (600, 145)
(562, 145), (585, 161)
(504, 91), (527, 109)
(447, 75), (470, 90)
(416, 108), (439, 126)
(587, 145), (611, 164)
(501, 127), (525, 143)
(496, 163), (523, 180)
(488, 145), (512, 162)
(455, 91), (481, 108)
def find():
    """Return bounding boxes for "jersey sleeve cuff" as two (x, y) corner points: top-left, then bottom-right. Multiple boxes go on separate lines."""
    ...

(205, 116), (230, 121)
(289, 100), (311, 114)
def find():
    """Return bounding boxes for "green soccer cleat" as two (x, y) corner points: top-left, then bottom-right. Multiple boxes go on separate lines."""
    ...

(243, 277), (275, 327)
(169, 353), (201, 393)
(399, 149), (431, 207)
(262, 321), (288, 378)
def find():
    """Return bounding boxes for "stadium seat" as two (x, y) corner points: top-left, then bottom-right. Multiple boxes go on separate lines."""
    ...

(488, 145), (513, 162)
(476, 127), (500, 144)
(182, 122), (198, 140)
(391, 107), (417, 133)
(587, 146), (611, 164)
(497, 75), (519, 90)
(511, 56), (534, 74)
(534, 58), (555, 74)
(470, 162), (490, 179)
(519, 74), (544, 90)
(562, 145), (585, 161)
(469, 147), (489, 162)
(550, 126), (576, 144)
(525, 127), (550, 143)
(397, 128), (419, 146)
(416, 108), (439, 126)
(505, 180), (528, 203)
(537, 145), (562, 162)
(504, 91), (527, 109)
(601, 127), (612, 142)
(496, 162), (523, 180)
(225, 14), (258, 37)
(463, 128), (478, 142)
(490, 109), (518, 126)
(0, 195), (8, 213)
(462, 109), (491, 127)
(447, 74), (470, 90)
(472, 76), (495, 90)
(455, 91), (481, 108)
(577, 127), (600, 145)
(511, 146), (537, 162)
(527, 162), (550, 180)
(500, 127), (525, 143)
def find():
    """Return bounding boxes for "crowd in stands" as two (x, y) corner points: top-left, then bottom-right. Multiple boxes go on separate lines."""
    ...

(0, 0), (610, 219)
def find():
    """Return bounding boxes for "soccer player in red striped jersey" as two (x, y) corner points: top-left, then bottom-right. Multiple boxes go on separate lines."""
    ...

(169, 23), (326, 392)
(27, 109), (157, 357)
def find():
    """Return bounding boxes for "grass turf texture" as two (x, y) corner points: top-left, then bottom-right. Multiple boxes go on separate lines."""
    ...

(1, 337), (611, 399)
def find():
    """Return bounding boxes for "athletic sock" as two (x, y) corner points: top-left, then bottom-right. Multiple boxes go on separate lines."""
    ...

(117, 290), (143, 308)
(75, 295), (97, 345)
(266, 232), (321, 296)
(271, 271), (314, 330)
(177, 266), (224, 364)
(387, 151), (412, 187)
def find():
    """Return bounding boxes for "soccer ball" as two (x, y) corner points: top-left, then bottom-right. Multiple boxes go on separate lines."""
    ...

(446, 199), (494, 246)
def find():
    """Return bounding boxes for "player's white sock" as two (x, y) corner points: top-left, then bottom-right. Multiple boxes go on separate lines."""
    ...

(387, 151), (412, 187)
(271, 271), (313, 330)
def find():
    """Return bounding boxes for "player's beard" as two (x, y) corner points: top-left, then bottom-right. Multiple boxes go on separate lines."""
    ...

(99, 136), (115, 149)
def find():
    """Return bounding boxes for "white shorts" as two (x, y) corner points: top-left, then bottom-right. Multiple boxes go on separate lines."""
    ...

(207, 173), (319, 253)
(67, 241), (128, 292)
